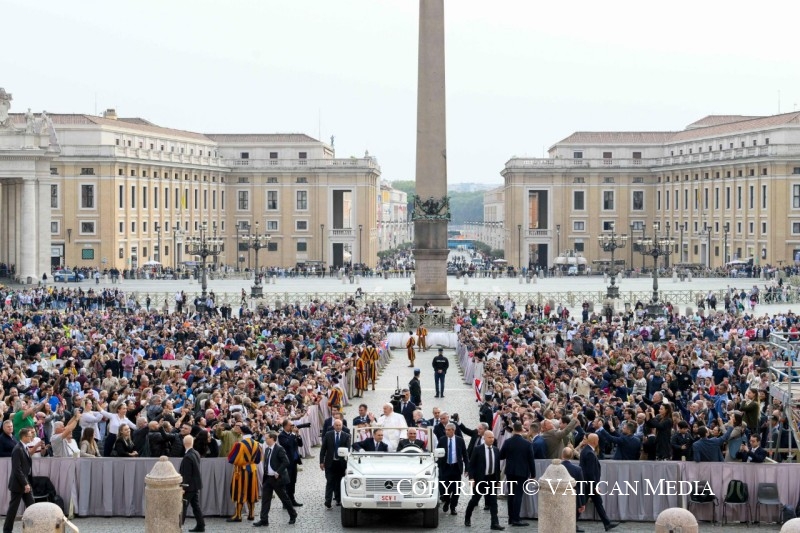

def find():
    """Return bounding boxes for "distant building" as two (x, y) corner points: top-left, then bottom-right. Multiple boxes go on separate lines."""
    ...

(377, 181), (411, 252)
(503, 113), (800, 270)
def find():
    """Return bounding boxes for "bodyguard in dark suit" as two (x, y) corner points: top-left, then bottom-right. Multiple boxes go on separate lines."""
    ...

(499, 422), (536, 527)
(737, 434), (768, 463)
(353, 428), (390, 452)
(436, 423), (468, 515)
(561, 447), (586, 532)
(530, 422), (548, 459)
(0, 420), (17, 458)
(352, 404), (371, 428)
(321, 413), (349, 437)
(4, 427), (35, 533)
(464, 430), (504, 530)
(578, 434), (618, 531)
(278, 419), (304, 506)
(319, 419), (350, 508)
(396, 392), (417, 427)
(179, 435), (205, 532)
(254, 432), (297, 527)
(397, 427), (427, 451)
(459, 422), (489, 459)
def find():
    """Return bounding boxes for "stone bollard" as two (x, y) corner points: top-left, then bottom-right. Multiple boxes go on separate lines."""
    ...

(518, 274), (523, 284)
(342, 275), (347, 285)
(144, 456), (184, 533)
(22, 502), (79, 533)
(463, 275), (468, 285)
(685, 306), (693, 317)
(603, 273), (608, 283)
(688, 271), (692, 282)
(533, 275), (537, 284)
(782, 518), (800, 532)
(538, 460), (576, 533)
(271, 275), (276, 284)
(672, 270), (678, 283)
(526, 276), (531, 284)
(654, 507), (698, 533)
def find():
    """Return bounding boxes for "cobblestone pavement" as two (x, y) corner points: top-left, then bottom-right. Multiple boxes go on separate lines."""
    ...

(15, 349), (765, 532)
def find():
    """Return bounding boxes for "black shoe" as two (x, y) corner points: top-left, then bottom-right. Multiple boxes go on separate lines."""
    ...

(227, 518), (242, 523)
(576, 528), (585, 533)
(336, 501), (341, 507)
(465, 517), (472, 526)
(484, 506), (491, 511)
(605, 523), (619, 532)
(189, 527), (205, 532)
(252, 521), (268, 527)
(491, 526), (505, 531)
(324, 501), (332, 509)
(291, 501), (303, 507)
(450, 509), (457, 516)
(435, 394), (440, 398)
(510, 522), (529, 527)
(288, 516), (297, 525)
(443, 501), (450, 513)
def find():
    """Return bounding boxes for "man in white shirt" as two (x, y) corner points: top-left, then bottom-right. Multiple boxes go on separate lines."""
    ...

(372, 403), (406, 450)
(50, 414), (82, 457)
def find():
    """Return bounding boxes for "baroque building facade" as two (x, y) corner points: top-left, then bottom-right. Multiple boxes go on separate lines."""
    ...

(0, 95), (380, 279)
(503, 113), (800, 271)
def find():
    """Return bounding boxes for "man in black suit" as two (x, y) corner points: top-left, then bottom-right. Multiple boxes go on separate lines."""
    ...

(397, 427), (427, 451)
(352, 404), (370, 428)
(426, 407), (442, 428)
(3, 427), (35, 533)
(561, 447), (586, 533)
(254, 431), (297, 526)
(578, 434), (618, 531)
(499, 421), (536, 527)
(436, 423), (468, 516)
(396, 389), (417, 427)
(319, 419), (350, 508)
(278, 419), (304, 507)
(464, 430), (504, 530)
(737, 434), (768, 463)
(460, 421), (489, 459)
(321, 410), (349, 437)
(433, 412), (463, 442)
(0, 420), (17, 458)
(179, 435), (205, 532)
(594, 419), (642, 461)
(353, 428), (389, 452)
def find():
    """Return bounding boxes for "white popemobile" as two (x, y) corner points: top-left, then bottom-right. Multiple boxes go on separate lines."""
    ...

(339, 427), (444, 528)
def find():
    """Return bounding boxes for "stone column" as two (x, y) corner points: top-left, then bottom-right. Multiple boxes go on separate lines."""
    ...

(37, 178), (51, 280)
(412, 0), (450, 308)
(537, 460), (576, 533)
(144, 456), (183, 533)
(654, 507), (698, 533)
(19, 178), (37, 283)
(22, 501), (80, 533)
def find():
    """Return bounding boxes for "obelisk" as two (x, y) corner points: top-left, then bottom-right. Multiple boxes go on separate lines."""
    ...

(411, 0), (451, 308)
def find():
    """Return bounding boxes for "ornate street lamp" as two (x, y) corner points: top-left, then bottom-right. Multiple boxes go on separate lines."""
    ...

(637, 222), (675, 318)
(723, 222), (730, 265)
(185, 221), (223, 314)
(154, 222), (162, 263)
(597, 224), (628, 299)
(242, 221), (271, 298)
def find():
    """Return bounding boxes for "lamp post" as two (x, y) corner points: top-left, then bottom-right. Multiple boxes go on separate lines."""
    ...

(597, 224), (628, 299)
(665, 222), (671, 270)
(154, 222), (161, 263)
(320, 224), (325, 264)
(358, 224), (363, 267)
(636, 222), (675, 318)
(185, 221), (223, 314)
(629, 223), (635, 271)
(517, 224), (522, 271)
(556, 224), (561, 263)
(679, 222), (684, 264)
(723, 222), (730, 265)
(242, 221), (271, 298)
(701, 222), (712, 268)
(173, 223), (182, 273)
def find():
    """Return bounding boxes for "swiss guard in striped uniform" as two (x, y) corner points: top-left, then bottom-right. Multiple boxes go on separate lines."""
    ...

(227, 426), (262, 522)
(406, 331), (416, 367)
(354, 351), (368, 398)
(361, 342), (379, 391)
(327, 378), (344, 410)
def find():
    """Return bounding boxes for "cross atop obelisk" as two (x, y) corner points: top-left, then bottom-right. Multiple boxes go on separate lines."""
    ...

(411, 0), (451, 308)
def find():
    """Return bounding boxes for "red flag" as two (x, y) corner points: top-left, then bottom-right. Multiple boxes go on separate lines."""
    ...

(474, 378), (482, 401)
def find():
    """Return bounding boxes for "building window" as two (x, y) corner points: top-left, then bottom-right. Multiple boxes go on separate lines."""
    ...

(267, 220), (278, 231)
(212, 190), (216, 209)
(656, 190), (661, 210)
(237, 177), (250, 184)
(602, 221), (614, 231)
(749, 222), (754, 234)
(154, 187), (159, 209)
(240, 152), (249, 159)
(298, 152), (307, 159)
(793, 222), (800, 234)
(296, 220), (308, 231)
(296, 177), (307, 183)
(270, 152), (278, 159)
(602, 152), (612, 160)
(726, 187), (731, 209)
(749, 185), (754, 209)
(632, 152), (642, 160)
(80, 168), (95, 176)
(131, 221), (136, 233)
(50, 221), (59, 234)
(81, 249), (95, 260)
(632, 177), (644, 183)
(632, 191), (644, 211)
(603, 177), (615, 183)
(574, 242), (585, 252)
(602, 191), (614, 210)
(573, 191), (585, 210)
(573, 151), (583, 159)
(573, 221), (585, 231)
(762, 185), (767, 209)
(297, 242), (307, 252)
(737, 186), (742, 209)
(131, 186), (136, 209)
(267, 191), (278, 210)
(50, 184), (58, 208)
(793, 168), (800, 175)
(296, 191), (308, 210)
(80, 185), (95, 208)
(267, 242), (278, 252)
(715, 187), (719, 209)
(267, 177), (278, 183)
(572, 177), (585, 184)
(50, 167), (58, 175)
(143, 222), (148, 233)
(762, 222), (767, 234)
(119, 222), (123, 233)
(143, 186), (148, 208)
(80, 221), (95, 234)
(238, 190), (249, 210)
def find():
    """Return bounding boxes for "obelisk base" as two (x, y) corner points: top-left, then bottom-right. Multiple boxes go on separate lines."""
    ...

(412, 248), (451, 308)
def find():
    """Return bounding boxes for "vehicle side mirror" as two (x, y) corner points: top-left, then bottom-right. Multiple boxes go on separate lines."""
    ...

(434, 448), (446, 459)
(337, 447), (349, 459)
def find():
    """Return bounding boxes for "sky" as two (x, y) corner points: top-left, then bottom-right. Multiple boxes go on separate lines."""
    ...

(3, 0), (800, 184)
